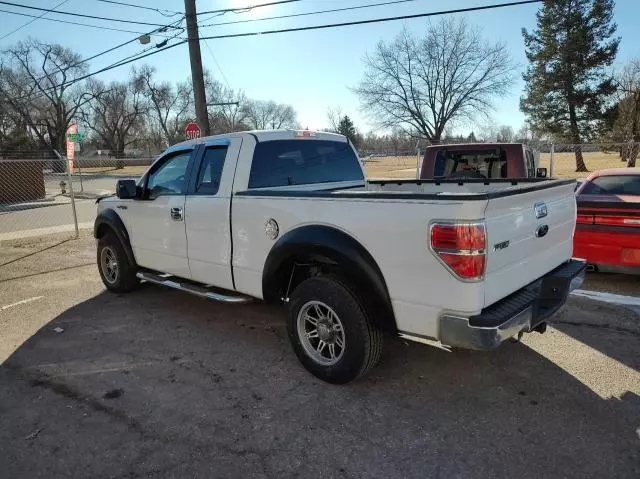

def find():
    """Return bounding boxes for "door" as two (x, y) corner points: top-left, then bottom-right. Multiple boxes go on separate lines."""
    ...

(126, 149), (194, 278)
(185, 138), (240, 290)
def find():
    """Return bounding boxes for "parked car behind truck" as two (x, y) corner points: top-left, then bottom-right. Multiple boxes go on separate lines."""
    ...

(420, 143), (546, 180)
(95, 130), (584, 384)
(574, 168), (640, 273)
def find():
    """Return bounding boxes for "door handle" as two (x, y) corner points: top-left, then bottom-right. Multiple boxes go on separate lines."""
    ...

(170, 207), (183, 221)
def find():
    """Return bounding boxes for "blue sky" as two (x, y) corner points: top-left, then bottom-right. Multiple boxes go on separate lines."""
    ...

(1, 0), (639, 134)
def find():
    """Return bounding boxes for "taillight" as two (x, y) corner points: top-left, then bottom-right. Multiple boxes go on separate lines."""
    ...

(594, 215), (640, 227)
(430, 222), (486, 280)
(576, 214), (594, 225)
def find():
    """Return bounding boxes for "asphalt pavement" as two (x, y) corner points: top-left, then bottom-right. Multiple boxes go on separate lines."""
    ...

(0, 233), (638, 478)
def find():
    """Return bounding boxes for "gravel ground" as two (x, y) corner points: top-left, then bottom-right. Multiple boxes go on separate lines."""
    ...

(0, 234), (638, 478)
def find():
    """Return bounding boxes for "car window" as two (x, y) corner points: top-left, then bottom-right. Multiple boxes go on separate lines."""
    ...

(581, 175), (640, 196)
(147, 151), (191, 198)
(196, 146), (228, 195)
(248, 139), (363, 188)
(433, 148), (506, 178)
(525, 150), (535, 177)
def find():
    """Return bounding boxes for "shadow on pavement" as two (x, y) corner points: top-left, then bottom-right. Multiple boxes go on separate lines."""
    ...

(0, 238), (73, 267)
(1, 285), (638, 478)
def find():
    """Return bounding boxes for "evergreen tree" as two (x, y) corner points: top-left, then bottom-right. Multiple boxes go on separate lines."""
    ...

(338, 115), (359, 147)
(467, 131), (477, 142)
(520, 0), (619, 171)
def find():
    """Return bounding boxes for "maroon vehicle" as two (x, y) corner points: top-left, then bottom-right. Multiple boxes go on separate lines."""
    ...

(419, 143), (547, 180)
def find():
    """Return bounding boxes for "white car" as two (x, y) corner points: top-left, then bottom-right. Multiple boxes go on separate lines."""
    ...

(95, 130), (585, 384)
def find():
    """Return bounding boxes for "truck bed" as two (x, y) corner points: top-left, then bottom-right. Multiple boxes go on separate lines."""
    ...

(233, 177), (577, 339)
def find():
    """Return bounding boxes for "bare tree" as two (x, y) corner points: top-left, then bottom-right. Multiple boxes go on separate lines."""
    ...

(243, 99), (297, 130)
(0, 39), (93, 167)
(497, 125), (515, 143)
(80, 75), (147, 162)
(614, 59), (640, 167)
(135, 65), (193, 147)
(205, 76), (247, 133)
(326, 106), (344, 132)
(354, 19), (515, 143)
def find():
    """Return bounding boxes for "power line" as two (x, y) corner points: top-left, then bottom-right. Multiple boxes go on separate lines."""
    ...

(7, 18), (186, 103)
(200, 0), (543, 41)
(45, 17), (185, 80)
(93, 0), (182, 17)
(198, 0), (304, 16)
(202, 39), (231, 88)
(64, 40), (187, 89)
(0, 0), (70, 42)
(3, 39), (186, 105)
(0, 1), (180, 27)
(8, 0), (542, 104)
(0, 8), (154, 35)
(200, 0), (421, 28)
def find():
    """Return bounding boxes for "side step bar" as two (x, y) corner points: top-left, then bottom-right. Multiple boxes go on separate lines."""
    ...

(136, 271), (252, 304)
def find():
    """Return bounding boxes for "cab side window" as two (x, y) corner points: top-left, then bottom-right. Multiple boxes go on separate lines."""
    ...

(147, 151), (191, 199)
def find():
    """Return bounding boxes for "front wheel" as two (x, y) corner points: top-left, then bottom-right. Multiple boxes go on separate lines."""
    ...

(97, 232), (139, 293)
(287, 276), (383, 384)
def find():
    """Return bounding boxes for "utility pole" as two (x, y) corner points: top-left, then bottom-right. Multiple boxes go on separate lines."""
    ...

(184, 0), (210, 136)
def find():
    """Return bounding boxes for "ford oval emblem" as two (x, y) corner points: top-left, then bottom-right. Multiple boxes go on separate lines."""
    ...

(534, 202), (548, 219)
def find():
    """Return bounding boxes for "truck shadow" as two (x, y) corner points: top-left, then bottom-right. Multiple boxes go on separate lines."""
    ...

(1, 284), (638, 478)
(552, 295), (640, 371)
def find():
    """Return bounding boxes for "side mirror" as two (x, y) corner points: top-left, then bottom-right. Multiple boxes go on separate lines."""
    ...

(116, 179), (137, 199)
(536, 167), (548, 178)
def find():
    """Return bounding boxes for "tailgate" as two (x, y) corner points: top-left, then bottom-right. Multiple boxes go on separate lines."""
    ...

(483, 181), (576, 307)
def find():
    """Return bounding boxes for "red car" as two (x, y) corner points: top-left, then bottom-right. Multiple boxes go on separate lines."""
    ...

(574, 168), (640, 273)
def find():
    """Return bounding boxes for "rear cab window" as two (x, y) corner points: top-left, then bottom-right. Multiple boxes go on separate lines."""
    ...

(433, 148), (507, 178)
(582, 175), (640, 195)
(248, 139), (364, 188)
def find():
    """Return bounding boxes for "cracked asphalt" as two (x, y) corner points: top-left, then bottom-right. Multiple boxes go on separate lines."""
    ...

(0, 233), (639, 478)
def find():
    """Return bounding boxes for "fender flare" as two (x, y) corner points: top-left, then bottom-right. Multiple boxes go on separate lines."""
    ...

(262, 225), (397, 332)
(94, 208), (136, 266)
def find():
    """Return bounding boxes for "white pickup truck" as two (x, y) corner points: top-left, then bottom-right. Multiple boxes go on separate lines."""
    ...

(95, 130), (585, 384)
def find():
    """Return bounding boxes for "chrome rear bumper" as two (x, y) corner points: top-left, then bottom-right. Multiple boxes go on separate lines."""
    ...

(439, 259), (586, 351)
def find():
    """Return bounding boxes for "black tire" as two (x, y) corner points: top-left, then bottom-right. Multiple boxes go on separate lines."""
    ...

(97, 231), (139, 293)
(287, 276), (383, 384)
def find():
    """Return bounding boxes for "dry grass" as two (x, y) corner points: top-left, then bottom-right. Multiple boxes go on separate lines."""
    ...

(363, 151), (628, 179)
(364, 156), (421, 179)
(538, 151), (626, 179)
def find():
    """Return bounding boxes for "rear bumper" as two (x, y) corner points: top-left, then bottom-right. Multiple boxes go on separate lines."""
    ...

(573, 225), (640, 267)
(440, 259), (586, 350)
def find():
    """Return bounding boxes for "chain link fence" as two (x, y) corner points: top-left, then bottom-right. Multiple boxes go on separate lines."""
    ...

(0, 152), (153, 243)
(0, 151), (78, 242)
(2, 144), (633, 241)
(363, 143), (638, 179)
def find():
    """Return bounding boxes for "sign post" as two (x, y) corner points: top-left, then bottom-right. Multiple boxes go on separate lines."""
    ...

(185, 122), (202, 140)
(66, 124), (77, 173)
(66, 128), (86, 192)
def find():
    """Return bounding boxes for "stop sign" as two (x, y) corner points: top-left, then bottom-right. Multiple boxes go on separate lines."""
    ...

(185, 122), (201, 140)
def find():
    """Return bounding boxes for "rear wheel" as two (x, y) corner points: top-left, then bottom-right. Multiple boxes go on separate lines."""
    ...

(97, 232), (138, 293)
(287, 276), (383, 384)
